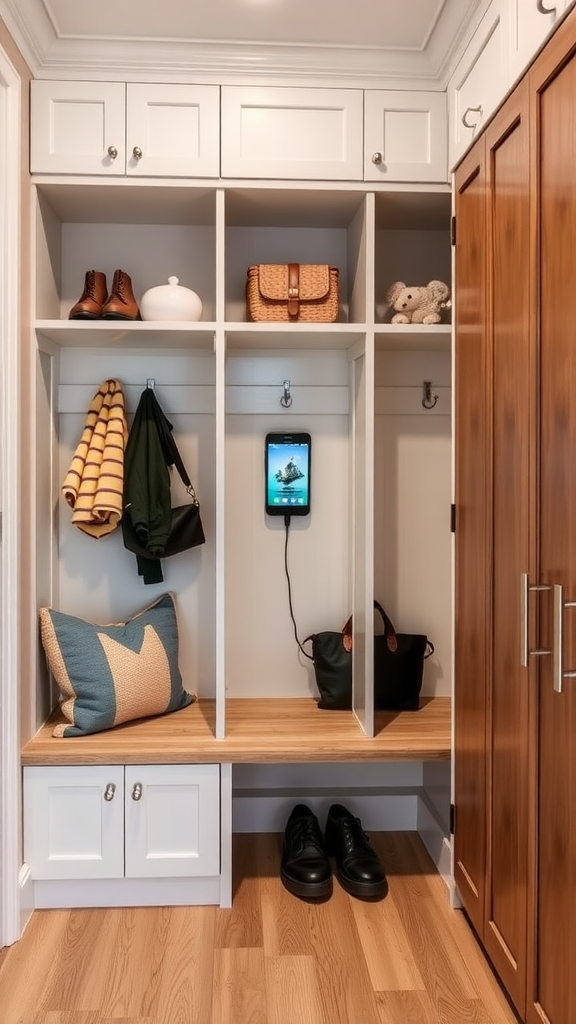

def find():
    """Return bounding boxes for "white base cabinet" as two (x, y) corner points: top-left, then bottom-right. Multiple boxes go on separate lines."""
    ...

(23, 764), (221, 881)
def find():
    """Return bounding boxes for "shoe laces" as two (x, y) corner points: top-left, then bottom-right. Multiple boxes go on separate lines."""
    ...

(339, 815), (371, 853)
(85, 271), (97, 297)
(291, 816), (324, 853)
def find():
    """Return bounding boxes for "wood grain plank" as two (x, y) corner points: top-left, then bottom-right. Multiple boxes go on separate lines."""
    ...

(95, 908), (170, 1019)
(31, 1014), (103, 1024)
(351, 895), (425, 991)
(214, 834), (265, 949)
(376, 990), (438, 1024)
(264, 955), (324, 1024)
(211, 947), (267, 1024)
(21, 697), (451, 765)
(156, 906), (216, 1024)
(0, 910), (73, 1022)
(303, 881), (381, 1024)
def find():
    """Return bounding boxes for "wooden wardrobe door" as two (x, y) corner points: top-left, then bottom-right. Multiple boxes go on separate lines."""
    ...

(483, 80), (532, 1018)
(528, 14), (576, 1024)
(453, 140), (490, 939)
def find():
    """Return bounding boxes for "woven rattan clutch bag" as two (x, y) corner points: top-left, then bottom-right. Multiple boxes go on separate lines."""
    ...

(246, 263), (339, 322)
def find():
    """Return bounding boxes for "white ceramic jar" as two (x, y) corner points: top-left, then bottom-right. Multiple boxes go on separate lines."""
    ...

(140, 276), (203, 321)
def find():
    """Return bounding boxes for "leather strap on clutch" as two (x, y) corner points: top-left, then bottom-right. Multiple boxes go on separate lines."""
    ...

(287, 262), (300, 317)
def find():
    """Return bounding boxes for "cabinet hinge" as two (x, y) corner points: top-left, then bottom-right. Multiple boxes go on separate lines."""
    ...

(450, 503), (456, 533)
(451, 215), (456, 246)
(450, 803), (455, 835)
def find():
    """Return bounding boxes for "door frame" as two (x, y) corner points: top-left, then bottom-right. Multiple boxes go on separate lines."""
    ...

(0, 42), (22, 947)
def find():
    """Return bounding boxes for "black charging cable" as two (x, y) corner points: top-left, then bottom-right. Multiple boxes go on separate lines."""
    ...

(284, 514), (312, 659)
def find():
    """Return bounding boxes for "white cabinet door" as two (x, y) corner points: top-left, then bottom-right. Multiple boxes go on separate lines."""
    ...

(221, 86), (364, 180)
(447, 0), (510, 170)
(364, 91), (447, 182)
(125, 764), (220, 878)
(30, 81), (126, 175)
(509, 0), (563, 82)
(23, 765), (125, 880)
(126, 84), (220, 177)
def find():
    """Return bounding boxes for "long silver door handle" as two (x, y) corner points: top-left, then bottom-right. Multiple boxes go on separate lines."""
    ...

(553, 584), (576, 693)
(520, 573), (552, 667)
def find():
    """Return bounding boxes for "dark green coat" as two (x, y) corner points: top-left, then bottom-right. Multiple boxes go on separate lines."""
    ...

(122, 388), (178, 584)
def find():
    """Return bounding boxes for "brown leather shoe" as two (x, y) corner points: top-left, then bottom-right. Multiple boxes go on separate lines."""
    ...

(68, 270), (108, 319)
(101, 269), (141, 320)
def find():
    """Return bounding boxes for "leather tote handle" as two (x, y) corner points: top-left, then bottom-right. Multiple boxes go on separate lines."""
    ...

(342, 601), (398, 653)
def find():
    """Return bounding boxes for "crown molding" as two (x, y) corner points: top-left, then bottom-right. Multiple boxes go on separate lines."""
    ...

(0, 0), (479, 88)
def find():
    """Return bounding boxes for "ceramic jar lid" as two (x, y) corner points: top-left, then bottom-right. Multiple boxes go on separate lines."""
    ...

(140, 276), (203, 322)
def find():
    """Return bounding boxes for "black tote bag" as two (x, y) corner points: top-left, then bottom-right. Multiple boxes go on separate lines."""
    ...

(304, 601), (433, 711)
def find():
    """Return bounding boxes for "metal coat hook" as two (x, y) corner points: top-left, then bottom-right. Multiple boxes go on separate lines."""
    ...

(422, 381), (438, 410)
(280, 379), (292, 408)
(146, 378), (155, 390)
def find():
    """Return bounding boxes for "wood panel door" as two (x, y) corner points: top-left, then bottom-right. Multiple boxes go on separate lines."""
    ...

(483, 80), (532, 1017)
(528, 16), (576, 1024)
(453, 140), (490, 940)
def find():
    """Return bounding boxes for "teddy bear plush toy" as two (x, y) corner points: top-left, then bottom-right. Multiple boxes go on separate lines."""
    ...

(386, 280), (450, 324)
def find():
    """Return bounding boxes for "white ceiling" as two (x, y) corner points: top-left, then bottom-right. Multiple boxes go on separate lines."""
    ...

(0, 0), (483, 86)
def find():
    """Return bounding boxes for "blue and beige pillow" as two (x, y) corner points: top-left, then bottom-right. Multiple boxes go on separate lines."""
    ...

(39, 593), (194, 737)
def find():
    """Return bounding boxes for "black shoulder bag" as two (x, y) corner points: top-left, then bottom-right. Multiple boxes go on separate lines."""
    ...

(304, 600), (434, 711)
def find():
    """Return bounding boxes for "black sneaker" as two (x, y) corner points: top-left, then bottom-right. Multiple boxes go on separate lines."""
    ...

(280, 804), (332, 899)
(324, 803), (387, 899)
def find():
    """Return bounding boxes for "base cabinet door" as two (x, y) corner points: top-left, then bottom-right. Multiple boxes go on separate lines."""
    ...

(23, 765), (125, 880)
(24, 763), (221, 882)
(125, 764), (220, 878)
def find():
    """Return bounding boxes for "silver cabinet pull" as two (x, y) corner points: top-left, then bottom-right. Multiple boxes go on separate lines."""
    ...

(132, 146), (143, 161)
(520, 572), (552, 666)
(107, 145), (118, 160)
(553, 584), (576, 693)
(131, 782), (143, 801)
(372, 152), (383, 165)
(462, 105), (483, 129)
(536, 0), (556, 12)
(103, 783), (116, 802)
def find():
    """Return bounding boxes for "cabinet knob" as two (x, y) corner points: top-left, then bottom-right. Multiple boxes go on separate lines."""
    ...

(103, 783), (116, 801)
(107, 146), (118, 160)
(536, 0), (556, 12)
(131, 782), (143, 801)
(461, 105), (483, 129)
(371, 152), (383, 165)
(132, 146), (143, 161)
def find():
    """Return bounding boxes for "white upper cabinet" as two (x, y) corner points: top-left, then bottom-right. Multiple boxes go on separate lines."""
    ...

(364, 91), (447, 183)
(509, 0), (570, 82)
(30, 81), (220, 177)
(31, 81), (126, 176)
(447, 0), (510, 170)
(220, 86), (364, 180)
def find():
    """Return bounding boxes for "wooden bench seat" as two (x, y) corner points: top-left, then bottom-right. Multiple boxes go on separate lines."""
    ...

(21, 696), (451, 765)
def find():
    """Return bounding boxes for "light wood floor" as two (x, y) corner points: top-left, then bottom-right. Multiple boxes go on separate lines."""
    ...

(0, 831), (519, 1024)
